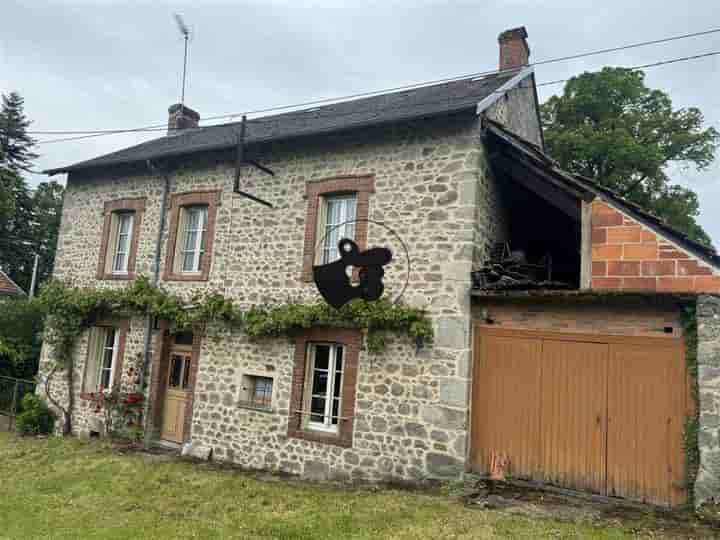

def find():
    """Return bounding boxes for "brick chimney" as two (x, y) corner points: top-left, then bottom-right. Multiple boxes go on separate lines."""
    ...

(167, 103), (200, 134)
(498, 27), (530, 71)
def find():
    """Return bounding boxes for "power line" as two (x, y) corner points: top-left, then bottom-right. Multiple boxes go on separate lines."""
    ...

(34, 49), (720, 146)
(536, 50), (720, 88)
(27, 26), (720, 138)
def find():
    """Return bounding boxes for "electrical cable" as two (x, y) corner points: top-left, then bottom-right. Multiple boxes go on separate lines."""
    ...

(33, 48), (720, 146)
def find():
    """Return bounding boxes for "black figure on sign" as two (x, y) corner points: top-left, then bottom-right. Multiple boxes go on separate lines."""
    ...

(313, 238), (392, 309)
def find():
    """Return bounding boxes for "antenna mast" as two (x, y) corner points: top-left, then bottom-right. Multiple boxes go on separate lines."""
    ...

(174, 13), (190, 113)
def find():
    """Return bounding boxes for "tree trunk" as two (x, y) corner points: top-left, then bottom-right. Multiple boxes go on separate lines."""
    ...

(64, 361), (74, 436)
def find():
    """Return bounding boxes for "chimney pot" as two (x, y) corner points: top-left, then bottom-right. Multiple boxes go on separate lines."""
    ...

(168, 103), (200, 135)
(498, 26), (530, 71)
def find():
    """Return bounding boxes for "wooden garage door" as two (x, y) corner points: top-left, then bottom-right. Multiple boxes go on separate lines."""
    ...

(470, 326), (688, 507)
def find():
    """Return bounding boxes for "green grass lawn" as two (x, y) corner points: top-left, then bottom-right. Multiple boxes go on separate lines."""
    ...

(0, 433), (669, 539)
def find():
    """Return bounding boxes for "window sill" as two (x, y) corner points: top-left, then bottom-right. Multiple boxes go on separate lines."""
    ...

(163, 272), (209, 282)
(288, 426), (351, 448)
(98, 273), (135, 281)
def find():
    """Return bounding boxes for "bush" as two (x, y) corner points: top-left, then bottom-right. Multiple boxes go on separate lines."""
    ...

(15, 394), (55, 436)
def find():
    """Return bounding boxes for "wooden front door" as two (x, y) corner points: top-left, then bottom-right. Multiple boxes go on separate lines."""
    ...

(160, 349), (192, 443)
(470, 325), (688, 507)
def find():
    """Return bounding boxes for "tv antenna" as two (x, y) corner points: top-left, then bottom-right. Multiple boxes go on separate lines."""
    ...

(174, 13), (190, 112)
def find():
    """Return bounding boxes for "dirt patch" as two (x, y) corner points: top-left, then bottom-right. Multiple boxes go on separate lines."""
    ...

(466, 481), (720, 538)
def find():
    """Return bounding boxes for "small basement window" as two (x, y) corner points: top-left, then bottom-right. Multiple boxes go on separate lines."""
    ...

(239, 375), (274, 411)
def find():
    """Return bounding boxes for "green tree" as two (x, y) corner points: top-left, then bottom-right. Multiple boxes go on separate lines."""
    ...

(0, 91), (63, 292)
(0, 168), (34, 290)
(0, 298), (45, 379)
(0, 92), (38, 173)
(30, 181), (64, 285)
(541, 67), (719, 246)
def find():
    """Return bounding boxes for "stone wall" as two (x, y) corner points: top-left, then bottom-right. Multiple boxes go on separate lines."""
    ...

(696, 295), (720, 505)
(39, 111), (506, 480)
(191, 325), (469, 481)
(37, 316), (151, 435)
(485, 77), (543, 147)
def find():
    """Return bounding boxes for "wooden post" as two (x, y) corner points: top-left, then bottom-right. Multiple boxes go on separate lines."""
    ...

(9, 381), (18, 431)
(29, 254), (39, 298)
(580, 200), (593, 290)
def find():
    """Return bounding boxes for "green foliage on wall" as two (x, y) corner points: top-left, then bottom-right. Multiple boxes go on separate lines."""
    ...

(37, 276), (434, 368)
(681, 301), (700, 506)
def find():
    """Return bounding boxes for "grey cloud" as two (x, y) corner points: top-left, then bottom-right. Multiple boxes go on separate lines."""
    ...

(1, 0), (718, 242)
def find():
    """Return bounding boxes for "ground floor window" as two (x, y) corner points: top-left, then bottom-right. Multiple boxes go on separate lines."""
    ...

(82, 326), (120, 393)
(287, 328), (359, 447)
(306, 343), (344, 432)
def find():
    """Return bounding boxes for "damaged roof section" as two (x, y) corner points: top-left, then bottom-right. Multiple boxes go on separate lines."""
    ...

(45, 69), (530, 175)
(482, 119), (720, 271)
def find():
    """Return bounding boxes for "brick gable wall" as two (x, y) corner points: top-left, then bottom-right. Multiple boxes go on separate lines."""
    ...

(591, 200), (720, 293)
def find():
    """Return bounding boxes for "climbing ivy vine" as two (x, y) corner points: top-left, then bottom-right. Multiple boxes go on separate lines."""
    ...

(35, 277), (433, 433)
(681, 300), (700, 507)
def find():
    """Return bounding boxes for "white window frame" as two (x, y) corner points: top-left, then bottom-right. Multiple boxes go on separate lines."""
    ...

(112, 212), (134, 274)
(97, 327), (119, 391)
(305, 342), (344, 434)
(181, 205), (208, 273)
(320, 195), (357, 264)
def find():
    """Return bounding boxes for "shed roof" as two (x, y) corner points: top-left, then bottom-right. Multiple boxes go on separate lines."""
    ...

(482, 119), (720, 270)
(46, 69), (526, 175)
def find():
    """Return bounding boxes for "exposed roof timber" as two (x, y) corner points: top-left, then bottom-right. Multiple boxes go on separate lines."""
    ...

(491, 152), (581, 220)
(482, 118), (720, 270)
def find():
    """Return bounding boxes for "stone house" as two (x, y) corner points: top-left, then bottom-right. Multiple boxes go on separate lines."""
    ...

(39, 27), (720, 507)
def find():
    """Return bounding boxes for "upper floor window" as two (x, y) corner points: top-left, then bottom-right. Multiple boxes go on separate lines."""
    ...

(180, 205), (208, 273)
(97, 198), (145, 281)
(301, 176), (375, 281)
(320, 195), (357, 264)
(164, 191), (220, 282)
(112, 212), (134, 274)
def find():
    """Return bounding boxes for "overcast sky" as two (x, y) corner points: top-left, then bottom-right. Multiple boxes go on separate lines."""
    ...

(2, 0), (719, 243)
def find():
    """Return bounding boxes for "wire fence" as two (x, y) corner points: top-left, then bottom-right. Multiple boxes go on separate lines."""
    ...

(0, 376), (37, 432)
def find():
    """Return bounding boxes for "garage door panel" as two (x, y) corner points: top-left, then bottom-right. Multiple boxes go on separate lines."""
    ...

(607, 342), (687, 506)
(540, 340), (608, 494)
(471, 325), (687, 508)
(470, 334), (542, 480)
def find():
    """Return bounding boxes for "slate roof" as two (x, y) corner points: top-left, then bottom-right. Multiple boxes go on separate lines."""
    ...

(45, 70), (521, 175)
(483, 119), (720, 270)
(0, 270), (25, 297)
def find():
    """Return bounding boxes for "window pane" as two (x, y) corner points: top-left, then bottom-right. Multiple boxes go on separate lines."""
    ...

(181, 358), (191, 389)
(182, 252), (196, 272)
(100, 369), (111, 389)
(335, 346), (343, 372)
(184, 229), (198, 252)
(312, 371), (328, 395)
(253, 378), (272, 407)
(331, 398), (340, 425)
(314, 345), (330, 370)
(113, 252), (127, 273)
(310, 397), (325, 423)
(186, 208), (200, 229)
(333, 372), (342, 399)
(118, 213), (133, 234)
(169, 355), (183, 388)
